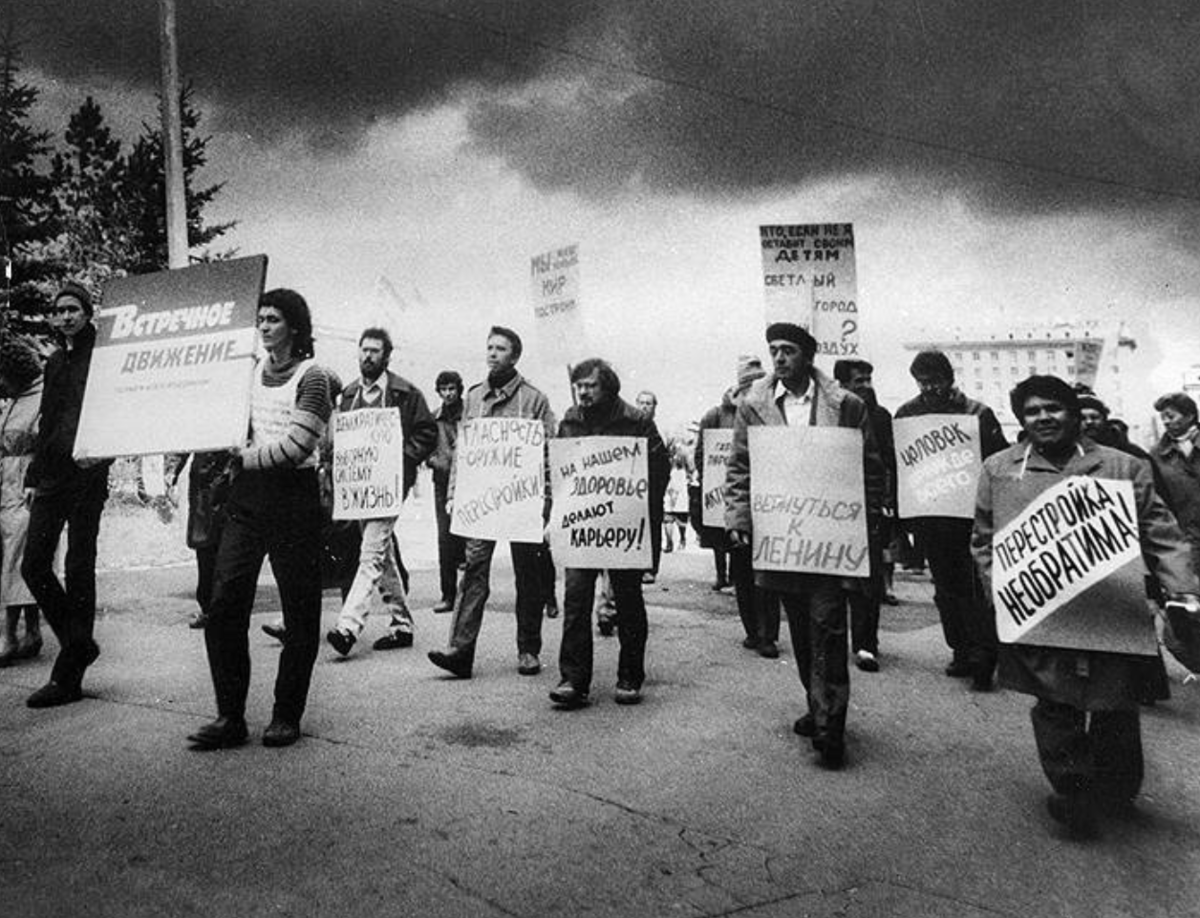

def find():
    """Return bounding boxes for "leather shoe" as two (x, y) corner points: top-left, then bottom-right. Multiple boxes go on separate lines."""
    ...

(549, 681), (589, 708)
(598, 620), (615, 637)
(262, 718), (301, 747)
(793, 713), (816, 737)
(741, 635), (758, 650)
(1046, 793), (1099, 839)
(614, 681), (642, 705)
(431, 599), (455, 613)
(428, 649), (472, 678)
(16, 636), (43, 660)
(944, 658), (973, 678)
(327, 629), (356, 656)
(261, 621), (286, 641)
(27, 681), (83, 708)
(855, 650), (880, 673)
(187, 715), (248, 749)
(373, 630), (413, 650)
(188, 612), (209, 629)
(544, 601), (559, 619)
(758, 641), (780, 659)
(518, 652), (541, 675)
(819, 742), (846, 770)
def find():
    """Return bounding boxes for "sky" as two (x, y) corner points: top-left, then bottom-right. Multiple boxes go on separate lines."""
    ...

(9, 0), (1200, 438)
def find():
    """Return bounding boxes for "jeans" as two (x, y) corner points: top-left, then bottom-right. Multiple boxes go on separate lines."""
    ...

(560, 567), (647, 691)
(21, 475), (108, 689)
(335, 517), (410, 636)
(446, 537), (544, 663)
(204, 469), (323, 725)
(780, 576), (849, 745)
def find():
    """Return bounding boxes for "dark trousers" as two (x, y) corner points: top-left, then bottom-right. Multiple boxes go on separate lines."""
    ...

(538, 543), (558, 607)
(729, 546), (778, 643)
(911, 518), (995, 667)
(780, 577), (849, 745)
(195, 544), (218, 616)
(710, 547), (728, 586)
(21, 476), (108, 689)
(204, 470), (323, 725)
(1031, 698), (1143, 802)
(848, 532), (884, 655)
(433, 475), (465, 602)
(448, 538), (544, 662)
(560, 567), (647, 691)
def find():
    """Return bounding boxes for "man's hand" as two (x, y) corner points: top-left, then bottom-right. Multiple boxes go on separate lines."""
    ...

(23, 487), (35, 508)
(728, 530), (751, 548)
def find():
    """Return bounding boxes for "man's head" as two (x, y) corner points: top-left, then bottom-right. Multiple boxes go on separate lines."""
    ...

(833, 359), (875, 400)
(1011, 375), (1080, 453)
(635, 390), (657, 419)
(50, 282), (93, 340)
(571, 358), (621, 411)
(435, 370), (463, 407)
(486, 325), (522, 374)
(1154, 391), (1198, 438)
(1077, 394), (1110, 441)
(734, 355), (766, 396)
(909, 351), (954, 405)
(765, 322), (817, 388)
(358, 327), (393, 383)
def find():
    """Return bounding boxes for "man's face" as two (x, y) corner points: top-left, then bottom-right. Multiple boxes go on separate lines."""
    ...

(635, 392), (657, 419)
(1160, 406), (1195, 438)
(769, 340), (811, 386)
(914, 372), (952, 404)
(51, 296), (89, 339)
(486, 335), (517, 374)
(1080, 407), (1107, 438)
(845, 368), (873, 400)
(574, 370), (608, 409)
(437, 383), (461, 408)
(359, 337), (389, 382)
(1021, 395), (1076, 451)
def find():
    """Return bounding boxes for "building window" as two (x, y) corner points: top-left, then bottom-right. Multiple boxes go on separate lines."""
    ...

(990, 350), (999, 360)
(972, 351), (980, 360)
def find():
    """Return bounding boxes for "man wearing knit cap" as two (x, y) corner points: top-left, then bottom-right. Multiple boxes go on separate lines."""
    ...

(21, 282), (114, 708)
(725, 323), (884, 769)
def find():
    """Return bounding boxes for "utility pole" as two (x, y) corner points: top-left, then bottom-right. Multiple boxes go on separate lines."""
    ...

(158, 0), (188, 270)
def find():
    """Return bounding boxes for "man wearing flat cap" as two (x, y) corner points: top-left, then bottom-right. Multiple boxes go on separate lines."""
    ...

(725, 322), (884, 769)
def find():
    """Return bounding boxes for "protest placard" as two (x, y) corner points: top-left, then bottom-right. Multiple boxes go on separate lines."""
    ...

(549, 436), (651, 569)
(748, 426), (869, 577)
(701, 428), (734, 528)
(759, 223), (858, 358)
(530, 243), (587, 364)
(331, 408), (404, 521)
(894, 414), (982, 520)
(450, 417), (546, 543)
(74, 256), (266, 459)
(1072, 339), (1104, 390)
(991, 476), (1155, 655)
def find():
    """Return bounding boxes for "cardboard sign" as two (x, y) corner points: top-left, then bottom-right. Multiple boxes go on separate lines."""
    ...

(450, 417), (546, 543)
(331, 408), (404, 520)
(759, 223), (858, 359)
(549, 436), (651, 569)
(701, 428), (734, 528)
(530, 243), (587, 363)
(991, 476), (1155, 655)
(664, 466), (689, 514)
(894, 414), (982, 520)
(748, 426), (869, 577)
(74, 256), (266, 458)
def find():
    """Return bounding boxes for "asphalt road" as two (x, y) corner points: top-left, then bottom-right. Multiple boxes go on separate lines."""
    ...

(3, 544), (1199, 918)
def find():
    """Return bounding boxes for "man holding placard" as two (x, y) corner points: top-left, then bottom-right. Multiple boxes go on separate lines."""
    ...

(895, 350), (1008, 689)
(972, 376), (1198, 837)
(726, 323), (883, 769)
(325, 328), (436, 657)
(547, 359), (670, 708)
(430, 326), (555, 679)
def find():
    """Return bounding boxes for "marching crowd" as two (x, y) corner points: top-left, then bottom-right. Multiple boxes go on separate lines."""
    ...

(2, 281), (1199, 839)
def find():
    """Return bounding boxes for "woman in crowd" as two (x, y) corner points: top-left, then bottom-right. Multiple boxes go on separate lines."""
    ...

(188, 289), (334, 750)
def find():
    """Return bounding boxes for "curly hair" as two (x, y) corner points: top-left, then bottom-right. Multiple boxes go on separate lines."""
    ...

(259, 288), (314, 359)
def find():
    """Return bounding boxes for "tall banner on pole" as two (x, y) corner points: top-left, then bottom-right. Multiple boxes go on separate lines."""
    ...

(74, 255), (266, 459)
(530, 243), (587, 365)
(450, 418), (546, 543)
(759, 223), (858, 359)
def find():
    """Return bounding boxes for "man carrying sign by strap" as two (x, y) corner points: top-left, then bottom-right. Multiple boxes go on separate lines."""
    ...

(726, 323), (884, 770)
(325, 327), (437, 657)
(972, 376), (1199, 838)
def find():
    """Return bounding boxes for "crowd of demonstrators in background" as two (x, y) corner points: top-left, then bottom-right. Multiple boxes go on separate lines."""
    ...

(549, 359), (671, 708)
(188, 288), (336, 750)
(833, 358), (897, 674)
(428, 370), (465, 613)
(895, 350), (1009, 691)
(0, 336), (45, 667)
(634, 390), (668, 586)
(428, 326), (555, 680)
(1078, 392), (1151, 462)
(20, 283), (113, 708)
(662, 445), (691, 555)
(726, 323), (885, 770)
(696, 355), (781, 658)
(972, 376), (1200, 837)
(325, 327), (437, 658)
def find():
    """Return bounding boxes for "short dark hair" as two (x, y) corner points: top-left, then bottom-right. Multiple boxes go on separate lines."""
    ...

(259, 288), (314, 359)
(359, 327), (393, 358)
(1153, 391), (1198, 422)
(1010, 375), (1079, 420)
(833, 359), (874, 384)
(435, 370), (463, 392)
(909, 350), (953, 382)
(570, 358), (621, 396)
(488, 325), (523, 361)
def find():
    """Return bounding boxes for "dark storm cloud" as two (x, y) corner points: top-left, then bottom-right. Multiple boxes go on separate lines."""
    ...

(14, 0), (1200, 209)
